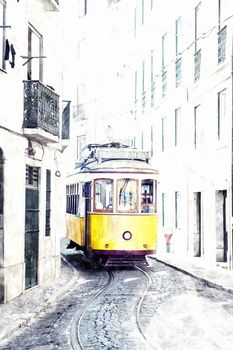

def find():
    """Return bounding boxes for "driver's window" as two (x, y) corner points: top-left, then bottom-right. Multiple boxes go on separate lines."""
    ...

(116, 178), (138, 213)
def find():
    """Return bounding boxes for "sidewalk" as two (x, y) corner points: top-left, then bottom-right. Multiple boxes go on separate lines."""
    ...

(152, 253), (233, 294)
(0, 255), (78, 343)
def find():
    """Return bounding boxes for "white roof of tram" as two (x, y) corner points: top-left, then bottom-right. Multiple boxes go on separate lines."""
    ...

(68, 143), (158, 176)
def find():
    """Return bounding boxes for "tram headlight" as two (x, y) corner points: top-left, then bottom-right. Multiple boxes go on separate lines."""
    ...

(122, 231), (132, 241)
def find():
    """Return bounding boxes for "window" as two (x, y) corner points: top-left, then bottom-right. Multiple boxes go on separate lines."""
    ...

(162, 33), (168, 68)
(0, 0), (6, 70)
(116, 178), (138, 213)
(194, 105), (202, 149)
(162, 33), (168, 97)
(141, 0), (144, 25)
(142, 60), (146, 113)
(175, 191), (181, 229)
(45, 170), (51, 236)
(194, 3), (201, 81)
(194, 3), (201, 52)
(134, 8), (137, 37)
(175, 17), (182, 57)
(218, 0), (231, 29)
(151, 50), (155, 107)
(66, 183), (79, 215)
(94, 179), (113, 212)
(27, 25), (43, 80)
(141, 179), (157, 213)
(218, 0), (229, 64)
(175, 107), (181, 146)
(175, 17), (182, 87)
(77, 135), (86, 160)
(26, 166), (39, 187)
(217, 89), (227, 140)
(134, 70), (137, 114)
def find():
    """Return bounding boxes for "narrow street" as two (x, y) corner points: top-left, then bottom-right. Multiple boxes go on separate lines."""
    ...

(1, 246), (233, 350)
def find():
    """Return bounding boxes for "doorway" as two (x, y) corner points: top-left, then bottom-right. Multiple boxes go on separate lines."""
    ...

(193, 192), (201, 257)
(25, 166), (39, 289)
(216, 190), (227, 262)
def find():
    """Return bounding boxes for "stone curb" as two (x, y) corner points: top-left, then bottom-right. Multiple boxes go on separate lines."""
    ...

(151, 256), (233, 296)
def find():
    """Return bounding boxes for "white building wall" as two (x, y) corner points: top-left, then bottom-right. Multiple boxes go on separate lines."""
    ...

(0, 0), (67, 302)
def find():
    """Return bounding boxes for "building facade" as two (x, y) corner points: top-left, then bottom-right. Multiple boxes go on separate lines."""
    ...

(65, 0), (233, 270)
(0, 0), (70, 302)
(151, 0), (233, 269)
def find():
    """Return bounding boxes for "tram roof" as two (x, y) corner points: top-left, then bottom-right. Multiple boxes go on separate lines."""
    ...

(67, 143), (158, 176)
(69, 158), (158, 175)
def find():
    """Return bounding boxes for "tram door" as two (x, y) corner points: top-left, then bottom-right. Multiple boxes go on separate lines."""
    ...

(83, 182), (91, 250)
(25, 166), (39, 289)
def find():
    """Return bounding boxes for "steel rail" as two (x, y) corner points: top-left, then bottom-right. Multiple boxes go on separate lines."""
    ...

(134, 265), (160, 350)
(70, 267), (114, 350)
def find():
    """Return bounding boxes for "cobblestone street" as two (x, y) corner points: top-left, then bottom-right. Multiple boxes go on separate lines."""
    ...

(1, 246), (233, 349)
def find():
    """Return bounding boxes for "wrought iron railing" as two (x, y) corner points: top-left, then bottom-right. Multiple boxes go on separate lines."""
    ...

(23, 80), (60, 137)
(175, 57), (182, 87)
(62, 101), (70, 140)
(218, 25), (226, 64)
(142, 91), (146, 113)
(151, 81), (155, 107)
(162, 70), (167, 98)
(194, 49), (201, 82)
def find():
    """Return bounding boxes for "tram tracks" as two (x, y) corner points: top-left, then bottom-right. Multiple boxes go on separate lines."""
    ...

(70, 263), (158, 350)
(70, 267), (114, 350)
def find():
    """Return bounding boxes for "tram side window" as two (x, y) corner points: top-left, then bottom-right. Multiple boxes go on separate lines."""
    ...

(94, 179), (113, 212)
(66, 183), (79, 214)
(141, 179), (157, 213)
(116, 178), (138, 213)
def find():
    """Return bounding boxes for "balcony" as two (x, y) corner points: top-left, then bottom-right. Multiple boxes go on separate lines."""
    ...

(23, 80), (60, 144)
(175, 57), (182, 87)
(162, 70), (167, 98)
(218, 26), (226, 64)
(39, 0), (59, 11)
(194, 49), (201, 82)
(62, 101), (70, 140)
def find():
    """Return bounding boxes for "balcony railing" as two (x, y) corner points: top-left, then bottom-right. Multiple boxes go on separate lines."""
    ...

(218, 25), (226, 64)
(151, 81), (155, 107)
(175, 57), (182, 87)
(23, 80), (60, 138)
(142, 91), (146, 113)
(62, 101), (70, 140)
(162, 70), (167, 98)
(194, 49), (201, 82)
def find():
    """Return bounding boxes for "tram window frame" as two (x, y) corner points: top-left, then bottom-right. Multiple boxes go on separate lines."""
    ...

(116, 178), (139, 213)
(141, 179), (157, 213)
(94, 178), (113, 213)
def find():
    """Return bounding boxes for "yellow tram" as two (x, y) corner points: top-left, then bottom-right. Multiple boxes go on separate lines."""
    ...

(66, 143), (158, 266)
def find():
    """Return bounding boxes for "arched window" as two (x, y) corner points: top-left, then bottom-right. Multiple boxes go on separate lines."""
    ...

(0, 148), (4, 229)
